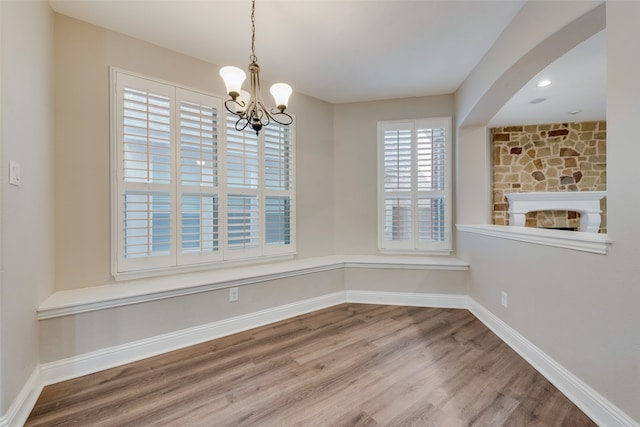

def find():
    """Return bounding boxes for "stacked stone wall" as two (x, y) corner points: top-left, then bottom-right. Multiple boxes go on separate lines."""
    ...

(492, 121), (606, 233)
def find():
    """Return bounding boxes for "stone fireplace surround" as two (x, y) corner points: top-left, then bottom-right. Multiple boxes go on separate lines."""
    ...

(492, 121), (606, 233)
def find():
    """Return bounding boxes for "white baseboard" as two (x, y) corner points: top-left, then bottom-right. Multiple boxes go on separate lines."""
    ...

(468, 298), (639, 427)
(40, 290), (467, 386)
(346, 290), (468, 309)
(22, 292), (639, 427)
(1, 366), (42, 427)
(41, 291), (346, 386)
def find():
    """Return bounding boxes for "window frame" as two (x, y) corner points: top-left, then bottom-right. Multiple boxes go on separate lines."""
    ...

(377, 117), (453, 254)
(110, 68), (296, 280)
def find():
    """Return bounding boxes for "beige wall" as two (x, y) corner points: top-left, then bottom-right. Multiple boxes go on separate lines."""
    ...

(333, 95), (455, 255)
(1, 0), (55, 413)
(5, 1), (638, 425)
(456, 1), (640, 422)
(456, 125), (491, 224)
(344, 268), (467, 295)
(40, 269), (344, 363)
(54, 15), (335, 291)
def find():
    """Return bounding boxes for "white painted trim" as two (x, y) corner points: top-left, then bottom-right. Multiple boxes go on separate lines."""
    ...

(40, 291), (345, 386)
(343, 255), (468, 271)
(456, 224), (611, 255)
(38, 262), (343, 320)
(468, 298), (639, 427)
(24, 292), (639, 427)
(39, 290), (469, 386)
(505, 191), (606, 233)
(346, 290), (468, 309)
(38, 255), (469, 320)
(2, 366), (42, 427)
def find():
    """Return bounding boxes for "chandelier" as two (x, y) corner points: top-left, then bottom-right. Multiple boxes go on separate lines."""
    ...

(219, 0), (293, 135)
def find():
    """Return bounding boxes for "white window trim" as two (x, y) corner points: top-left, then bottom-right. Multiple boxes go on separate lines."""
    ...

(110, 68), (296, 280)
(377, 117), (453, 254)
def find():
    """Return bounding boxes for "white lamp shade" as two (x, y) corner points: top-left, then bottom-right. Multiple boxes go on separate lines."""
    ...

(219, 66), (246, 97)
(270, 83), (292, 110)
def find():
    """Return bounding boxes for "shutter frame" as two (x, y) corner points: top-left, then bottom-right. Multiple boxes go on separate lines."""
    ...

(377, 117), (452, 253)
(111, 68), (296, 277)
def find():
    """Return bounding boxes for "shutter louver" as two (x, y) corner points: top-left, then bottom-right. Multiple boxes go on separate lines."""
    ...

(181, 194), (218, 254)
(226, 114), (259, 189)
(123, 192), (171, 258)
(123, 88), (171, 184)
(227, 195), (259, 250)
(417, 126), (447, 243)
(418, 197), (445, 242)
(266, 196), (291, 245)
(384, 198), (412, 241)
(264, 125), (291, 191)
(180, 101), (217, 187)
(383, 129), (412, 192)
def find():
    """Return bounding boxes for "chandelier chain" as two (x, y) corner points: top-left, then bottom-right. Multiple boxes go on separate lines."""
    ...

(250, 0), (257, 63)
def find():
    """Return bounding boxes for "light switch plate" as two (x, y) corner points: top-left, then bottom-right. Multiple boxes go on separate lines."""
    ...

(9, 161), (21, 186)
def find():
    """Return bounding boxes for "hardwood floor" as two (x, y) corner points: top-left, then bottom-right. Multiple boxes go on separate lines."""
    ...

(26, 304), (595, 426)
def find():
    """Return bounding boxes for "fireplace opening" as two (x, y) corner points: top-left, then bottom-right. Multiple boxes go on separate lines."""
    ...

(525, 210), (580, 231)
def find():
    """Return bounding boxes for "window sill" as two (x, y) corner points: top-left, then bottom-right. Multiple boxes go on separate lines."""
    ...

(113, 253), (296, 282)
(38, 255), (469, 320)
(378, 249), (453, 256)
(456, 224), (611, 255)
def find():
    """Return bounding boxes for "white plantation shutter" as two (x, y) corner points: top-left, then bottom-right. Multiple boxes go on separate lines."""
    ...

(263, 124), (294, 254)
(225, 115), (261, 258)
(180, 194), (218, 253)
(112, 70), (295, 277)
(227, 194), (260, 251)
(179, 100), (217, 188)
(116, 74), (175, 271)
(177, 88), (222, 264)
(378, 118), (451, 253)
(264, 125), (291, 191)
(265, 196), (291, 245)
(226, 115), (259, 189)
(123, 192), (171, 258)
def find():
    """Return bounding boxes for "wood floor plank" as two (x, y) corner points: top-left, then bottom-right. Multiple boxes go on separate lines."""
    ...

(26, 304), (595, 426)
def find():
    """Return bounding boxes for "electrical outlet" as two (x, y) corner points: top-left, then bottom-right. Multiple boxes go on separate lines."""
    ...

(501, 291), (508, 308)
(229, 287), (239, 302)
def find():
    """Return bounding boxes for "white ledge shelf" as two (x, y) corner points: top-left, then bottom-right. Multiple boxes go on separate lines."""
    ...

(456, 224), (611, 255)
(38, 255), (469, 320)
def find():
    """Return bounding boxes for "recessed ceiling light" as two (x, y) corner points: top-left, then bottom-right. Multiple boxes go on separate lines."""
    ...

(568, 109), (582, 115)
(530, 98), (547, 104)
(536, 80), (551, 88)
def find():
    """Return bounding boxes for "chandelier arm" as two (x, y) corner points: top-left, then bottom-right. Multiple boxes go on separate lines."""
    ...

(268, 110), (294, 126)
(223, 99), (247, 116)
(235, 117), (250, 132)
(256, 100), (272, 126)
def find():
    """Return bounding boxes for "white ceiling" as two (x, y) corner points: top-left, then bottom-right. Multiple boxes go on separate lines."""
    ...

(49, 0), (606, 126)
(489, 30), (606, 127)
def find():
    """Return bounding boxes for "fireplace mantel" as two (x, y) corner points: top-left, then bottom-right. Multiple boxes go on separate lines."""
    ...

(505, 191), (607, 233)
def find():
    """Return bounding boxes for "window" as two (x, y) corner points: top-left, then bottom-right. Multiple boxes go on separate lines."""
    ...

(112, 70), (295, 276)
(377, 118), (452, 253)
